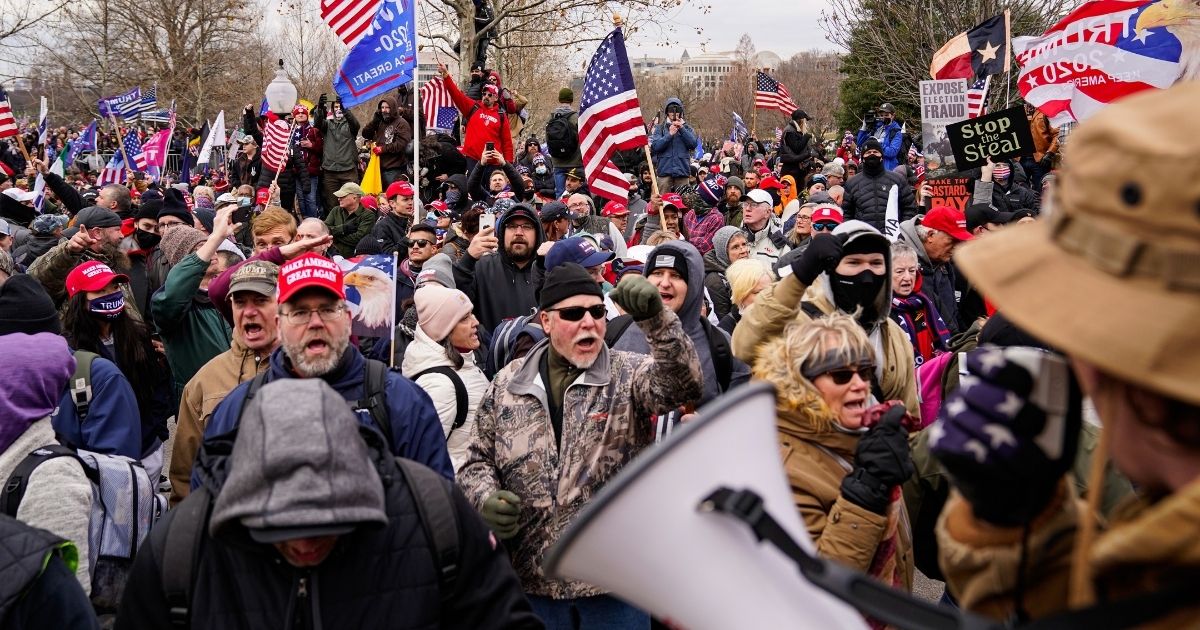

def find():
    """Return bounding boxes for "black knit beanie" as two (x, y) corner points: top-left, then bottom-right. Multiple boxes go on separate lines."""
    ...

(539, 262), (602, 310)
(0, 275), (61, 336)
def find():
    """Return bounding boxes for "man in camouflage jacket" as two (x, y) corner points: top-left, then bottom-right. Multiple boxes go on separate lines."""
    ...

(458, 263), (702, 616)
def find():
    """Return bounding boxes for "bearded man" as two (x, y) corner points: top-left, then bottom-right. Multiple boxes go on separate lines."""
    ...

(28, 205), (140, 319)
(458, 264), (702, 624)
(454, 203), (544, 332)
(360, 96), (413, 188)
(197, 253), (453, 483)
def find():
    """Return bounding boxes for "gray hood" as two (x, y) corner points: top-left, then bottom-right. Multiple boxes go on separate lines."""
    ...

(895, 215), (933, 268)
(209, 378), (388, 540)
(663, 97), (685, 116)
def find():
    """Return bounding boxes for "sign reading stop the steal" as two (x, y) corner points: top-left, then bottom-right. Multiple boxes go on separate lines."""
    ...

(946, 106), (1035, 171)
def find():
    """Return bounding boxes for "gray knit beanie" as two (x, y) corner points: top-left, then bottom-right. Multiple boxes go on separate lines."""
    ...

(711, 225), (742, 266)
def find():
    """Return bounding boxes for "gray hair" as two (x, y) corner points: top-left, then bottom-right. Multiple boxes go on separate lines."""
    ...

(915, 223), (933, 242)
(101, 184), (132, 212)
(298, 217), (331, 236)
(890, 241), (919, 264)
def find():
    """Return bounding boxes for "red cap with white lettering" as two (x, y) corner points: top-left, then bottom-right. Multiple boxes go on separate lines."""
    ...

(277, 253), (346, 304)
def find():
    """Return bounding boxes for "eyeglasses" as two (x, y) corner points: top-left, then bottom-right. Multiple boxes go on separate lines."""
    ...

(282, 304), (346, 325)
(410, 239), (434, 248)
(821, 366), (875, 385)
(546, 304), (606, 321)
(812, 222), (839, 232)
(797, 215), (813, 223)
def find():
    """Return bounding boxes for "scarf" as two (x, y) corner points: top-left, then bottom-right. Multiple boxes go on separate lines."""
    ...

(890, 292), (951, 367)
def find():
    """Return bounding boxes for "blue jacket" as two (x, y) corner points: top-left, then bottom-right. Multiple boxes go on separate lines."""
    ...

(649, 98), (699, 178)
(51, 356), (143, 460)
(856, 120), (905, 171)
(198, 346), (453, 485)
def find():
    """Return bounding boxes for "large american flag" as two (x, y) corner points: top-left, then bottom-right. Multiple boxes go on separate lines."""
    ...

(0, 88), (17, 138)
(967, 76), (991, 118)
(419, 78), (457, 132)
(261, 117), (293, 172)
(321, 0), (382, 45)
(754, 71), (798, 116)
(578, 27), (648, 204)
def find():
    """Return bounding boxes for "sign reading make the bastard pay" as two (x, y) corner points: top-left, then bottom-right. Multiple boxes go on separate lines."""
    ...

(946, 105), (1035, 171)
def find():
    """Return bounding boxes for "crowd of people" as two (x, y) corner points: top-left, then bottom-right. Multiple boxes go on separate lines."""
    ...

(0, 59), (1195, 630)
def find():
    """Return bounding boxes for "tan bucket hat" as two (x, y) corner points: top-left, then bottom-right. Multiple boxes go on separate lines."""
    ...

(955, 81), (1200, 406)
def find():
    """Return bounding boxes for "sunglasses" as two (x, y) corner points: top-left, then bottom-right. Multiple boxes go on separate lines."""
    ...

(821, 366), (875, 385)
(410, 239), (434, 248)
(547, 304), (606, 321)
(812, 222), (839, 231)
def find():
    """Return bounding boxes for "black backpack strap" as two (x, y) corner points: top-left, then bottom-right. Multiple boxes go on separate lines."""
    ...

(236, 369), (272, 424)
(604, 314), (634, 348)
(1, 444), (80, 517)
(413, 366), (469, 436)
(395, 458), (459, 603)
(354, 360), (394, 448)
(160, 485), (213, 629)
(700, 319), (733, 392)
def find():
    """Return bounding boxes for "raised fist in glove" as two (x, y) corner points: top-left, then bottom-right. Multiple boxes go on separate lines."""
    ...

(929, 346), (1081, 527)
(840, 405), (916, 514)
(610, 274), (663, 321)
(318, 93), (328, 107)
(481, 490), (522, 539)
(790, 232), (845, 286)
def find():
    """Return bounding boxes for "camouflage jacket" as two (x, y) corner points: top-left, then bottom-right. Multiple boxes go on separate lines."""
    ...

(457, 309), (702, 599)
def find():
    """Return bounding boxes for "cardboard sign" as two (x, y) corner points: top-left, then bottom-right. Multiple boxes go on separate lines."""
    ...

(926, 177), (973, 211)
(946, 106), (1035, 171)
(919, 79), (968, 179)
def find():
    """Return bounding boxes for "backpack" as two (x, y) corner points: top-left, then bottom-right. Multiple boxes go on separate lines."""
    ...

(159, 456), (459, 628)
(238, 358), (396, 446)
(412, 366), (469, 439)
(603, 314), (733, 392)
(545, 111), (578, 160)
(1, 443), (166, 613)
(68, 350), (99, 418)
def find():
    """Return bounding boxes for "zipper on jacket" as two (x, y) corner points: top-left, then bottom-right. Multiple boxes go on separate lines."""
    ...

(292, 573), (314, 630)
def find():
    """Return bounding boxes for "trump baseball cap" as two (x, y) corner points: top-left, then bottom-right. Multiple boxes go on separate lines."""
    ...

(601, 200), (629, 217)
(66, 260), (129, 298)
(277, 254), (346, 303)
(546, 236), (614, 271)
(386, 180), (414, 199)
(811, 206), (844, 225)
(922, 206), (974, 242)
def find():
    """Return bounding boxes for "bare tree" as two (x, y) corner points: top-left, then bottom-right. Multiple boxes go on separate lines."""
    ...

(0, 0), (69, 48)
(270, 2), (347, 102)
(776, 51), (844, 139)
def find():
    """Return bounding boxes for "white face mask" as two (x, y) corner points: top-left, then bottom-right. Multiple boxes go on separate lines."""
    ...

(535, 166), (547, 175)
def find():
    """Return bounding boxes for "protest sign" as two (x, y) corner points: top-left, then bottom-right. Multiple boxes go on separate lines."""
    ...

(946, 106), (1035, 171)
(919, 79), (968, 178)
(926, 176), (973, 211)
(339, 254), (397, 339)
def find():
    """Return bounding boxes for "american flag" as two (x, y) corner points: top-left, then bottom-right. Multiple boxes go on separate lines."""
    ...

(754, 71), (798, 116)
(136, 85), (158, 119)
(321, 0), (382, 46)
(97, 153), (125, 185)
(578, 27), (648, 204)
(98, 87), (142, 120)
(0, 88), (17, 138)
(119, 129), (143, 171)
(261, 116), (293, 172)
(732, 112), (748, 142)
(967, 76), (991, 119)
(419, 78), (456, 132)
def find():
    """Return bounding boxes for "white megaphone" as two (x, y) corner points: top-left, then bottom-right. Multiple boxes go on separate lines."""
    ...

(543, 382), (867, 629)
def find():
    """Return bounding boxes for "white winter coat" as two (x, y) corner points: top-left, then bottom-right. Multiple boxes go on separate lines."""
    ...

(402, 326), (489, 472)
(0, 418), (93, 593)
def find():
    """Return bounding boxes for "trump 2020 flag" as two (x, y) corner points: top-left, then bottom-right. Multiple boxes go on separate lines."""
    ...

(1014, 0), (1185, 125)
(579, 26), (648, 204)
(338, 254), (396, 339)
(333, 0), (416, 109)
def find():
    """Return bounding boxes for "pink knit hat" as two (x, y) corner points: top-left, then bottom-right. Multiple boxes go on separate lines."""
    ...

(415, 286), (474, 342)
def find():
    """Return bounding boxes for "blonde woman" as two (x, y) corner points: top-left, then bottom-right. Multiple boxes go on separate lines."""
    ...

(718, 258), (771, 334)
(754, 312), (915, 599)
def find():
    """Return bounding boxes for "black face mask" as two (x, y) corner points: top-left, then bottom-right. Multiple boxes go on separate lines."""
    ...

(830, 269), (886, 325)
(863, 155), (884, 175)
(134, 229), (161, 250)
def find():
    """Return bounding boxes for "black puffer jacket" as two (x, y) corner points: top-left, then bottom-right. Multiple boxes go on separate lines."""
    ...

(371, 212), (412, 259)
(115, 429), (541, 630)
(842, 169), (918, 232)
(0, 515), (97, 630)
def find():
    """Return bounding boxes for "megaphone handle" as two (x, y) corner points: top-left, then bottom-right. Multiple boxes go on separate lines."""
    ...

(700, 488), (1001, 630)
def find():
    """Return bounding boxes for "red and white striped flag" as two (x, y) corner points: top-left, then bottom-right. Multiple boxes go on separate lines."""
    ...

(0, 88), (17, 138)
(966, 76), (991, 118)
(578, 27), (649, 204)
(419, 78), (452, 128)
(261, 117), (293, 172)
(754, 71), (798, 116)
(321, 0), (382, 46)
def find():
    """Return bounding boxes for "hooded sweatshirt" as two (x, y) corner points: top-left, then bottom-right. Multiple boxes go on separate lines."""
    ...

(444, 74), (514, 162)
(360, 96), (414, 172)
(612, 241), (749, 404)
(453, 204), (545, 333)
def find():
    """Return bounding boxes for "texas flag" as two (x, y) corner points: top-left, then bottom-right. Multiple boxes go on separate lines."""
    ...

(930, 13), (1011, 80)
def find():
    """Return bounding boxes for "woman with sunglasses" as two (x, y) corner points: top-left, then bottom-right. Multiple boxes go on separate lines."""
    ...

(754, 312), (916, 599)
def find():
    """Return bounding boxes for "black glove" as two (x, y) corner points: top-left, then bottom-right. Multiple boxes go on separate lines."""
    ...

(929, 346), (1082, 526)
(790, 232), (845, 286)
(318, 93), (328, 107)
(840, 406), (915, 514)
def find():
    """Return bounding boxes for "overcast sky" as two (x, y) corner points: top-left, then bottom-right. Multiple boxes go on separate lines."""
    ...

(623, 0), (840, 61)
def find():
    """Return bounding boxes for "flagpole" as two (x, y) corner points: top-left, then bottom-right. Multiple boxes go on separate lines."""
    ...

(1004, 9), (1013, 109)
(108, 114), (134, 181)
(750, 70), (758, 138)
(412, 19), (420, 199)
(389, 250), (400, 368)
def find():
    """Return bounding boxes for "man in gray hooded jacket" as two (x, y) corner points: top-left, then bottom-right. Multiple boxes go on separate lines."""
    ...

(610, 240), (750, 434)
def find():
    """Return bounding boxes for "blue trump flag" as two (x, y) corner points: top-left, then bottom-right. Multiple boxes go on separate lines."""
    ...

(333, 0), (416, 108)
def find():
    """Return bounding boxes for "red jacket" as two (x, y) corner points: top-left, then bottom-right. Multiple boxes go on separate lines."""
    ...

(444, 75), (513, 162)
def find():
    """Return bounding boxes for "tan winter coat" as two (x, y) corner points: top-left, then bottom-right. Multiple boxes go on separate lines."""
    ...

(169, 338), (270, 506)
(457, 309), (702, 599)
(939, 478), (1200, 627)
(731, 271), (920, 415)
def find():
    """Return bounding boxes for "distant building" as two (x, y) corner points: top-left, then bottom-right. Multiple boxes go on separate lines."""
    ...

(417, 60), (461, 86)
